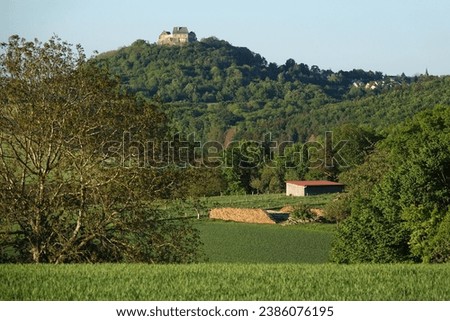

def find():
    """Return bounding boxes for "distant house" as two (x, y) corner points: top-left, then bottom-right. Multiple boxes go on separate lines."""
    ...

(286, 180), (344, 196)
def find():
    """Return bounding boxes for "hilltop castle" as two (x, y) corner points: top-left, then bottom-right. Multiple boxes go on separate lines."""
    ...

(157, 27), (197, 46)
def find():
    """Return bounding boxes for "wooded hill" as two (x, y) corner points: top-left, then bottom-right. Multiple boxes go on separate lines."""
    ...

(96, 38), (450, 141)
(96, 38), (450, 142)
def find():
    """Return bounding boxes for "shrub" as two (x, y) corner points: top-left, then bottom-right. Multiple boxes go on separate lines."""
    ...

(289, 203), (315, 223)
(323, 193), (351, 223)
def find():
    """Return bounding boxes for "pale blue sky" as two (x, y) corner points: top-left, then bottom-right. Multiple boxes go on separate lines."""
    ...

(2, 0), (449, 75)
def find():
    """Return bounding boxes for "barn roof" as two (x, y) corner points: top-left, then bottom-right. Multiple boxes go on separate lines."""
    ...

(286, 180), (344, 186)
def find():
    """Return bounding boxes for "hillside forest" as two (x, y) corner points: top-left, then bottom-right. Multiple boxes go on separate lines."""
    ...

(96, 37), (450, 197)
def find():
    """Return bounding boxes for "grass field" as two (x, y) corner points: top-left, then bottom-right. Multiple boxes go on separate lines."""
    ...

(2, 193), (447, 301)
(196, 220), (334, 263)
(1, 263), (449, 301)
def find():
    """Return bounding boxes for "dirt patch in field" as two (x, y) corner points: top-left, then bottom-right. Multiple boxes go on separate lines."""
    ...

(209, 208), (276, 224)
(279, 205), (294, 213)
(278, 206), (324, 217)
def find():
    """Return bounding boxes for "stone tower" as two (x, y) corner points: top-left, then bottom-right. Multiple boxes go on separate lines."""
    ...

(157, 27), (197, 46)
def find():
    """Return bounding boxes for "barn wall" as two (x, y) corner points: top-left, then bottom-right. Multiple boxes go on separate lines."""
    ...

(304, 185), (344, 195)
(286, 183), (305, 196)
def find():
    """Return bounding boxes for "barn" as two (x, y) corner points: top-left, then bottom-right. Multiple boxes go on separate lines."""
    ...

(286, 180), (344, 196)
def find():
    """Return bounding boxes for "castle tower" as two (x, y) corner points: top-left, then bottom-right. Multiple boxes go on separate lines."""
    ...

(157, 27), (197, 46)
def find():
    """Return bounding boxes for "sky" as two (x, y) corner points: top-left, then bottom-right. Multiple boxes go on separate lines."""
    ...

(1, 0), (450, 75)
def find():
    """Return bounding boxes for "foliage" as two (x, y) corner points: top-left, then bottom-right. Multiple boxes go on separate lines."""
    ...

(96, 38), (382, 106)
(332, 105), (450, 263)
(95, 39), (450, 144)
(181, 168), (227, 197)
(1, 263), (450, 300)
(290, 203), (315, 221)
(331, 199), (411, 263)
(0, 35), (200, 263)
(427, 209), (450, 263)
(93, 38), (450, 196)
(323, 193), (351, 223)
(331, 124), (382, 168)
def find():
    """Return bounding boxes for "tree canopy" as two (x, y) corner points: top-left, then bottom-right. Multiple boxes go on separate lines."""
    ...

(0, 35), (200, 263)
(96, 38), (443, 143)
(332, 105), (450, 263)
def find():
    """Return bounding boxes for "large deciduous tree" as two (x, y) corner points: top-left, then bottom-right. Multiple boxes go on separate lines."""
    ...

(0, 35), (200, 263)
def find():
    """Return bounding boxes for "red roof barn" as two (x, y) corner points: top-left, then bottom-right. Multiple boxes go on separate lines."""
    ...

(286, 180), (344, 196)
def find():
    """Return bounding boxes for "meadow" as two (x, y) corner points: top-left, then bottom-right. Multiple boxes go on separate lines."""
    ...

(196, 220), (334, 263)
(1, 263), (449, 300)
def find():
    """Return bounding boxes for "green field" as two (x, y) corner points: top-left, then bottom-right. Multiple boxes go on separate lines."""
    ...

(2, 193), (448, 301)
(193, 194), (335, 263)
(197, 220), (334, 263)
(1, 263), (449, 300)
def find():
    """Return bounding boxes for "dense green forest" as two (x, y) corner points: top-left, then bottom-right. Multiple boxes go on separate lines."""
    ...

(96, 38), (450, 142)
(95, 38), (450, 196)
(332, 105), (450, 263)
